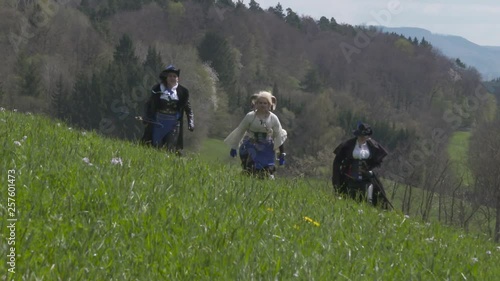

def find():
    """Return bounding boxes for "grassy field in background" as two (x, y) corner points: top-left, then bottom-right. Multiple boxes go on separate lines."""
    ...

(448, 130), (473, 185)
(1, 110), (500, 280)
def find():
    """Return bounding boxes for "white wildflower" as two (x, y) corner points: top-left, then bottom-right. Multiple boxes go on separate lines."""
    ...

(82, 157), (93, 166)
(82, 131), (87, 136)
(57, 123), (61, 127)
(14, 141), (21, 146)
(0, 107), (5, 111)
(497, 246), (500, 251)
(486, 251), (492, 255)
(26, 112), (32, 115)
(358, 209), (364, 214)
(111, 157), (123, 166)
(425, 236), (435, 242)
(13, 109), (17, 112)
(404, 215), (410, 219)
(22, 136), (27, 142)
(471, 257), (478, 263)
(68, 127), (72, 130)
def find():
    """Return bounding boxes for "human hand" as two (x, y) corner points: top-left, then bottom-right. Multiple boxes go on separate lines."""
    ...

(279, 153), (286, 166)
(230, 149), (237, 158)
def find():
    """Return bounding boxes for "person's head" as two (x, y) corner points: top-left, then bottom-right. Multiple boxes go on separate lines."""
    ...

(159, 65), (180, 87)
(253, 91), (276, 112)
(353, 122), (372, 140)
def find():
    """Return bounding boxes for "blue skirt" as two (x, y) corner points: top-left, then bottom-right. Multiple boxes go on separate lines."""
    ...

(152, 113), (179, 147)
(239, 137), (275, 170)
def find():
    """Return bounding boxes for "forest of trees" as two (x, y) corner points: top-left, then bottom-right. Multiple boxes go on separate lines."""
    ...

(1, 0), (499, 241)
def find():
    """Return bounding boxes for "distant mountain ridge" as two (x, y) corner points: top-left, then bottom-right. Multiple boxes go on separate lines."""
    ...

(380, 27), (500, 81)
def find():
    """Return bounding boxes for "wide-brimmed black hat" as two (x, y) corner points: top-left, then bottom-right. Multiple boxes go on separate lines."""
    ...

(159, 65), (180, 80)
(353, 122), (373, 136)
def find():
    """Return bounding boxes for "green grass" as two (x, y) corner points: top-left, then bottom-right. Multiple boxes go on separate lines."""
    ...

(197, 138), (230, 163)
(448, 131), (473, 185)
(1, 110), (500, 280)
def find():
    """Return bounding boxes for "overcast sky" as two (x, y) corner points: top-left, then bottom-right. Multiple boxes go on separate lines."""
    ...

(250, 0), (500, 46)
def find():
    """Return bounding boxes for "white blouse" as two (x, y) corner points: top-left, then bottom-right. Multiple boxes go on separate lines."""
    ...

(353, 141), (370, 160)
(224, 111), (287, 150)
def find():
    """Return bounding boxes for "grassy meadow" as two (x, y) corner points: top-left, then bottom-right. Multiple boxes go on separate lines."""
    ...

(1, 109), (500, 280)
(448, 131), (474, 186)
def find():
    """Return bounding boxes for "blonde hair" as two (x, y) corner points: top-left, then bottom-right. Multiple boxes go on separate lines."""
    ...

(253, 91), (277, 111)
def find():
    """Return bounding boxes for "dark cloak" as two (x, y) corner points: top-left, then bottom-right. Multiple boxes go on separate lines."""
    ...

(332, 137), (392, 209)
(141, 83), (194, 150)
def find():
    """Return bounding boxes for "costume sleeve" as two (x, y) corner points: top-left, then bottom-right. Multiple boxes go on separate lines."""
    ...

(184, 89), (194, 127)
(332, 142), (346, 187)
(366, 139), (388, 169)
(270, 113), (287, 150)
(224, 112), (254, 149)
(143, 89), (155, 121)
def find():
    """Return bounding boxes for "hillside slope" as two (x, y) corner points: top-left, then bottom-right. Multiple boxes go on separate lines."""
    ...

(1, 109), (500, 279)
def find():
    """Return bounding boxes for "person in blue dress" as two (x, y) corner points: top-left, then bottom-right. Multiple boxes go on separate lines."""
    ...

(141, 65), (194, 155)
(224, 91), (287, 179)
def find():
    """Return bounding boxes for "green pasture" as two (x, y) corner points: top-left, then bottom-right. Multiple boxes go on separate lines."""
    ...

(448, 130), (473, 185)
(1, 110), (499, 280)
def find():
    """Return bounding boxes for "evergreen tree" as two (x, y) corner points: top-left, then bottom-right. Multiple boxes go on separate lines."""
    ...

(285, 8), (301, 29)
(143, 46), (164, 85)
(51, 74), (67, 120)
(235, 0), (245, 9)
(197, 31), (238, 108)
(71, 72), (94, 129)
(106, 35), (144, 138)
(15, 54), (43, 97)
(455, 58), (466, 68)
(318, 16), (330, 31)
(330, 17), (338, 28)
(420, 37), (431, 48)
(114, 34), (139, 67)
(300, 68), (323, 93)
(248, 0), (262, 12)
(269, 3), (285, 19)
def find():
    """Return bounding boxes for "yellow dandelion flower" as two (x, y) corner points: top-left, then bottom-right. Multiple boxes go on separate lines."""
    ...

(303, 216), (320, 227)
(266, 208), (274, 212)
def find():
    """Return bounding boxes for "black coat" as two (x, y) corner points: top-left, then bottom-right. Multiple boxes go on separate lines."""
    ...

(332, 137), (388, 187)
(141, 83), (194, 150)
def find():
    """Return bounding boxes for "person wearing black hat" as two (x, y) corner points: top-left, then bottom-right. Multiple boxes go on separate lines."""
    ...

(331, 122), (389, 206)
(141, 65), (194, 155)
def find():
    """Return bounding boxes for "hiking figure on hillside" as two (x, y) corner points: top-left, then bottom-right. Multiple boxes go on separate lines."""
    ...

(224, 91), (287, 179)
(332, 122), (392, 208)
(239, 93), (287, 169)
(141, 65), (194, 155)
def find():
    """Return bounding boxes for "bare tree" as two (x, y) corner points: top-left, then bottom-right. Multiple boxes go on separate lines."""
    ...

(468, 115), (500, 241)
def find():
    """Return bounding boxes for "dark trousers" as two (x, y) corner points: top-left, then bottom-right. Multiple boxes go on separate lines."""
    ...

(345, 179), (378, 205)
